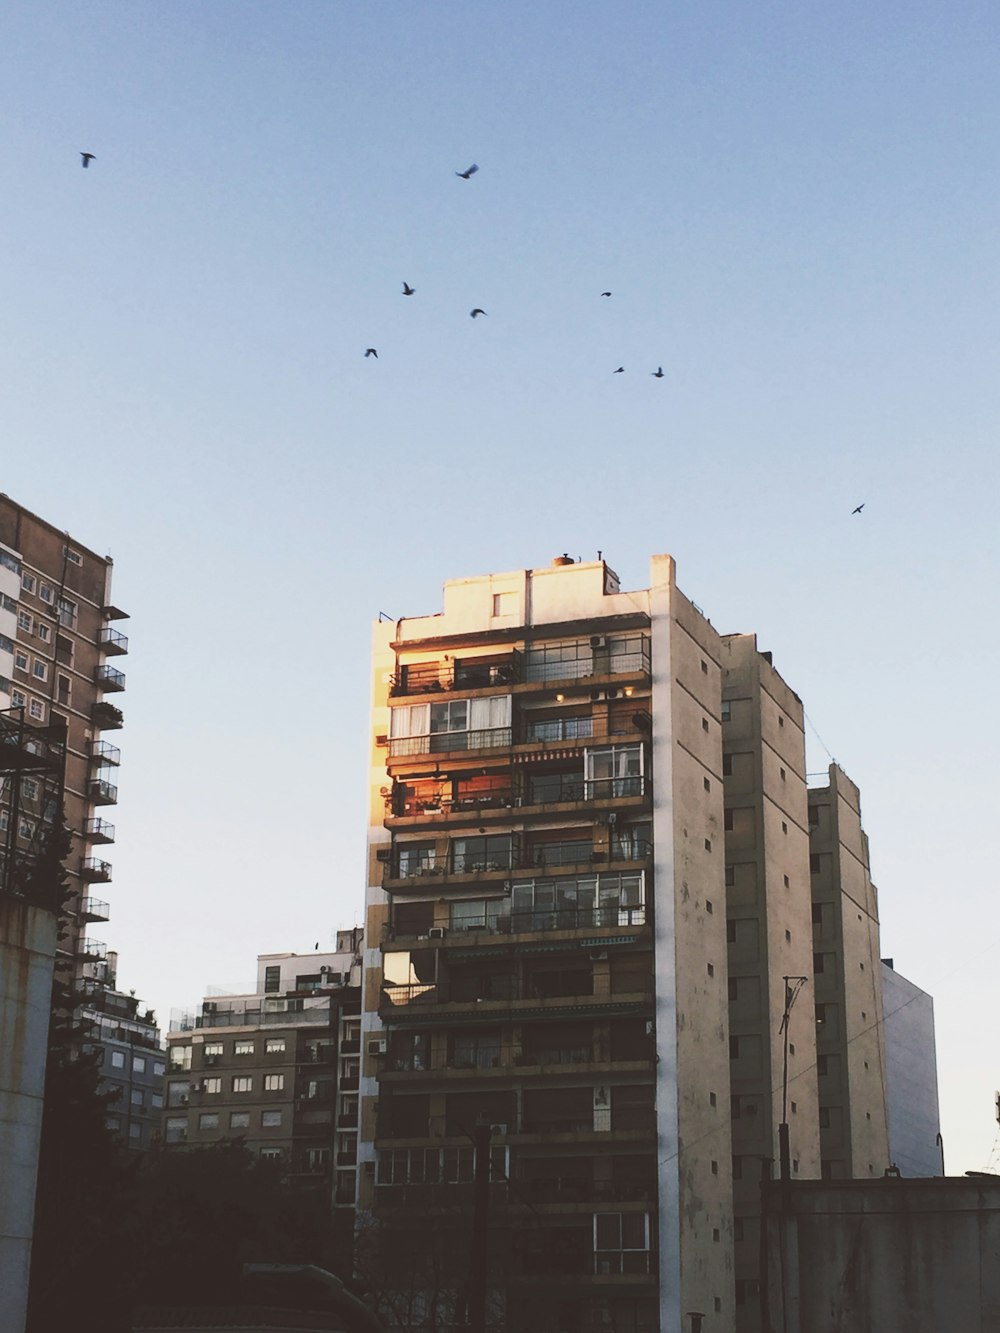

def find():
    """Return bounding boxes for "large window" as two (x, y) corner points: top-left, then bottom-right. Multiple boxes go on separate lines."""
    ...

(390, 696), (512, 755)
(448, 872), (645, 935)
(585, 745), (643, 799)
(377, 1145), (507, 1186)
(594, 1213), (651, 1274)
(451, 834), (512, 874)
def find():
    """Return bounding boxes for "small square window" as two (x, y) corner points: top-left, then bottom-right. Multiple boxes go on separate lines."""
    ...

(265, 1038), (286, 1054)
(232, 1076), (253, 1094)
(791, 1101), (797, 1114)
(779, 767), (786, 780)
(111, 1050), (125, 1069)
(711, 1160), (718, 1175)
(701, 660), (708, 674)
(709, 1091), (717, 1107)
(199, 1112), (220, 1130)
(705, 899), (713, 914)
(230, 1111), (251, 1129)
(32, 660), (47, 681)
(203, 1077), (222, 1094)
(707, 962), (714, 977)
(785, 929), (791, 942)
(234, 1040), (255, 1056)
(11, 689), (25, 707)
(702, 718), (709, 732)
(264, 1073), (284, 1092)
(861, 1011), (867, 1021)
(39, 584), (53, 604)
(14, 651), (28, 671)
(778, 715), (784, 728)
(704, 838), (712, 852)
(789, 1043), (795, 1055)
(492, 591), (516, 617)
(21, 573), (35, 593)
(713, 1227), (720, 1241)
(62, 546), (82, 566)
(153, 1062), (165, 1077)
(704, 777), (711, 792)
(36, 623), (50, 643)
(715, 1298), (722, 1313)
(133, 1056), (146, 1073)
(262, 1109), (283, 1127)
(17, 610), (31, 631)
(781, 821), (787, 834)
(131, 1089), (144, 1105)
(29, 699), (44, 720)
(783, 874), (789, 887)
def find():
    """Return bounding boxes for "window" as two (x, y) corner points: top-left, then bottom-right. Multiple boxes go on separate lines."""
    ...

(199, 1113), (220, 1131)
(781, 821), (787, 834)
(810, 853), (821, 875)
(130, 1089), (144, 1106)
(164, 1117), (188, 1144)
(36, 623), (50, 643)
(62, 546), (82, 566)
(783, 874), (789, 887)
(264, 1073), (284, 1092)
(0, 592), (14, 612)
(723, 810), (733, 831)
(230, 1111), (251, 1129)
(38, 583), (52, 604)
(259, 1147), (283, 1161)
(701, 659), (709, 674)
(492, 591), (516, 616)
(20, 571), (34, 592)
(813, 953), (825, 974)
(129, 1123), (142, 1140)
(29, 699), (44, 721)
(111, 1050), (126, 1069)
(779, 766), (786, 780)
(818, 1107), (830, 1129)
(203, 1042), (224, 1061)
(168, 1081), (190, 1107)
(808, 806), (820, 827)
(133, 1056), (146, 1073)
(265, 1038), (286, 1054)
(721, 700), (731, 722)
(702, 717), (709, 732)
(704, 777), (711, 792)
(22, 779), (38, 801)
(725, 865), (735, 887)
(169, 1045), (192, 1072)
(785, 929), (791, 942)
(17, 610), (31, 631)
(726, 920), (737, 943)
(56, 596), (77, 626)
(704, 839), (712, 852)
(11, 689), (25, 707)
(722, 753), (733, 777)
(585, 744), (642, 798)
(151, 1093), (163, 1109)
(14, 650), (28, 671)
(32, 660), (47, 681)
(153, 1061), (165, 1077)
(706, 899), (713, 914)
(778, 716), (784, 728)
(55, 634), (73, 665)
(232, 1076), (253, 1093)
(202, 1077), (222, 1094)
(262, 1110), (283, 1128)
(264, 965), (281, 993)
(594, 1213), (650, 1275)
(234, 1040), (255, 1056)
(56, 673), (70, 704)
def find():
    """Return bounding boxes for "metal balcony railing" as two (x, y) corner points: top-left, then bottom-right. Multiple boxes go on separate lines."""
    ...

(524, 717), (594, 743)
(98, 627), (129, 655)
(80, 857), (112, 882)
(381, 980), (652, 1011)
(390, 654), (521, 697)
(88, 779), (118, 805)
(95, 664), (126, 692)
(79, 896), (110, 922)
(523, 636), (651, 685)
(79, 937), (108, 960)
(386, 787), (516, 818)
(84, 817), (115, 843)
(388, 726), (512, 759)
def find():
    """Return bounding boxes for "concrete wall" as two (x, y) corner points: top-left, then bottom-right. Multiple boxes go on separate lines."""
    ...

(763, 1177), (1000, 1333)
(0, 898), (58, 1333)
(881, 963), (941, 1177)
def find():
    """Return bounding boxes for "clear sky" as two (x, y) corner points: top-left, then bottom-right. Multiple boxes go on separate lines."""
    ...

(2, 2), (998, 1174)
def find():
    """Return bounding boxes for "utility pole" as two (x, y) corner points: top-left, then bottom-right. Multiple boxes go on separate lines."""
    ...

(467, 1121), (492, 1333)
(778, 976), (807, 1182)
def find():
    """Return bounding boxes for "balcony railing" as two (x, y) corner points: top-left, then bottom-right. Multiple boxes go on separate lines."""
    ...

(524, 717), (594, 743)
(390, 654), (521, 697)
(388, 726), (512, 759)
(172, 1005), (333, 1032)
(523, 637), (651, 685)
(443, 904), (647, 937)
(90, 740), (121, 766)
(98, 627), (129, 655)
(79, 937), (108, 960)
(387, 788), (516, 818)
(91, 701), (123, 730)
(95, 664), (126, 693)
(88, 779), (118, 805)
(381, 981), (652, 1011)
(85, 817), (115, 843)
(525, 775), (649, 806)
(79, 896), (110, 922)
(80, 857), (112, 882)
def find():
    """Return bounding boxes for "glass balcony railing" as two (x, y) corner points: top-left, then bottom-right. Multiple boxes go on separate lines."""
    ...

(95, 664), (126, 692)
(388, 726), (512, 759)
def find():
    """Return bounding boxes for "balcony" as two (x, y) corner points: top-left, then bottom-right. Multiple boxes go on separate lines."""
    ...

(80, 857), (112, 883)
(90, 740), (121, 766)
(91, 701), (123, 730)
(390, 653), (521, 697)
(98, 627), (129, 656)
(388, 726), (512, 761)
(340, 1038), (361, 1055)
(79, 896), (110, 922)
(337, 1111), (359, 1128)
(78, 937), (108, 960)
(380, 980), (652, 1021)
(95, 665), (126, 693)
(84, 817), (115, 843)
(522, 636), (651, 687)
(386, 787), (516, 820)
(89, 779), (118, 805)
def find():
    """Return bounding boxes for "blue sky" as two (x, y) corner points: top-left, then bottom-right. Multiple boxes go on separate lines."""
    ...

(3, 1), (999, 1173)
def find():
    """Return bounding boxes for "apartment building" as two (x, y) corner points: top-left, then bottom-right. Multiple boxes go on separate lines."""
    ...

(163, 934), (363, 1227)
(0, 495), (128, 1007)
(880, 961), (941, 1177)
(361, 555), (734, 1333)
(360, 555), (903, 1333)
(81, 983), (165, 1150)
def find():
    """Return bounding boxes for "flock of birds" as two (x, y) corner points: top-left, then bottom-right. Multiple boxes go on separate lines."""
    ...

(78, 151), (866, 516)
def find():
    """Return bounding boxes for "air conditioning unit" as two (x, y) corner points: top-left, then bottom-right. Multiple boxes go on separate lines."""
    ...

(591, 636), (608, 649)
(367, 1037), (387, 1056)
(375, 734), (388, 747)
(489, 1123), (508, 1137)
(376, 848), (391, 863)
(428, 926), (447, 940)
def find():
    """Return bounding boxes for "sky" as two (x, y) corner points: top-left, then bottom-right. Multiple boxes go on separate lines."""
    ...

(2, 1), (998, 1174)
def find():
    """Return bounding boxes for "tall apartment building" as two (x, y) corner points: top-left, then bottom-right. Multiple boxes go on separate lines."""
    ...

(360, 555), (899, 1333)
(163, 933), (364, 1233)
(0, 495), (128, 1011)
(81, 984), (165, 1150)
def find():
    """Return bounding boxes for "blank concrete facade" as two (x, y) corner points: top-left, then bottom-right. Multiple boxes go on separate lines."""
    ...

(762, 1176), (1000, 1333)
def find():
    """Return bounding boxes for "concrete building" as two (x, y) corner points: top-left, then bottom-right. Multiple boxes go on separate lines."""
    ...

(163, 933), (363, 1231)
(880, 961), (942, 1176)
(761, 1175), (1000, 1332)
(359, 555), (899, 1333)
(81, 983), (165, 1150)
(0, 495), (129, 1012)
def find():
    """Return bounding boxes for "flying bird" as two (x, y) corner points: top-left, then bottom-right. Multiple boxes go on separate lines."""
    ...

(455, 164), (479, 179)
(470, 308), (487, 318)
(851, 503), (865, 514)
(80, 152), (96, 168)
(613, 366), (624, 374)
(364, 348), (378, 358)
(652, 367), (664, 378)
(601, 291), (612, 297)
(402, 281), (415, 296)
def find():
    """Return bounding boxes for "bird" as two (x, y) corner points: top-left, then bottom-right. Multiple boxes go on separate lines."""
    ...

(613, 366), (624, 374)
(80, 152), (96, 168)
(456, 164), (479, 179)
(652, 367), (664, 378)
(851, 503), (865, 514)
(601, 291), (612, 297)
(470, 308), (487, 318)
(364, 348), (378, 358)
(402, 281), (415, 296)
